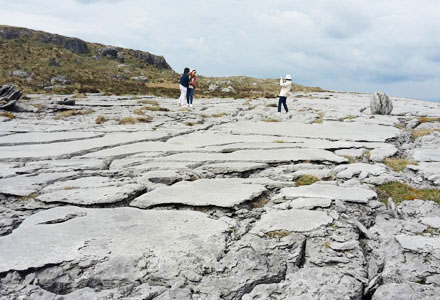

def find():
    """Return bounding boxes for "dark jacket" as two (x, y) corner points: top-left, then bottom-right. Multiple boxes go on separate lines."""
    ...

(180, 73), (189, 88)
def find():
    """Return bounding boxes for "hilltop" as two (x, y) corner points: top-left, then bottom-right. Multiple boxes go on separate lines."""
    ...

(0, 25), (322, 98)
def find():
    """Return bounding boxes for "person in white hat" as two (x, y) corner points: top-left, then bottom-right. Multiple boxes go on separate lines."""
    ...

(278, 74), (292, 113)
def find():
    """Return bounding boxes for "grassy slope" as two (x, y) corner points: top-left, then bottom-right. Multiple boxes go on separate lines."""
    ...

(0, 25), (322, 98)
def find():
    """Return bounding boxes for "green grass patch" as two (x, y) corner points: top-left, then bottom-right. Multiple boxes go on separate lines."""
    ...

(295, 175), (320, 186)
(377, 182), (440, 204)
(273, 139), (286, 143)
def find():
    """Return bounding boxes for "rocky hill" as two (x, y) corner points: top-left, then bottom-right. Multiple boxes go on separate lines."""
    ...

(0, 25), (322, 98)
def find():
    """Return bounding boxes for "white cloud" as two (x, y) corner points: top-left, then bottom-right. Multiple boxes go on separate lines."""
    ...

(0, 0), (439, 99)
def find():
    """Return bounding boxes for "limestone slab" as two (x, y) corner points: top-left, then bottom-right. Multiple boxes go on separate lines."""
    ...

(370, 145), (398, 162)
(161, 149), (347, 164)
(333, 163), (386, 179)
(0, 206), (229, 273)
(396, 235), (440, 252)
(37, 176), (143, 205)
(0, 132), (103, 145)
(0, 131), (169, 159)
(0, 172), (76, 196)
(412, 148), (440, 162)
(274, 182), (377, 203)
(131, 179), (266, 208)
(289, 197), (332, 209)
(198, 162), (268, 174)
(217, 121), (400, 142)
(81, 141), (193, 158)
(251, 209), (333, 234)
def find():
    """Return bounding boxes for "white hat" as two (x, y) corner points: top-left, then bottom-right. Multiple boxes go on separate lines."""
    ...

(285, 74), (292, 80)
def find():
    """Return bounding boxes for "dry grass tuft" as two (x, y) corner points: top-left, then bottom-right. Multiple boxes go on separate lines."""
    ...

(377, 182), (440, 204)
(133, 108), (145, 115)
(18, 193), (40, 201)
(212, 112), (227, 118)
(119, 116), (152, 125)
(73, 93), (87, 98)
(313, 112), (325, 124)
(56, 109), (95, 120)
(266, 103), (278, 108)
(0, 111), (16, 119)
(262, 118), (280, 122)
(411, 129), (440, 140)
(252, 197), (270, 208)
(295, 175), (320, 186)
(265, 230), (291, 239)
(384, 158), (417, 172)
(95, 115), (107, 124)
(137, 99), (159, 105)
(142, 105), (169, 112)
(418, 117), (440, 123)
(341, 155), (357, 164)
(273, 139), (286, 143)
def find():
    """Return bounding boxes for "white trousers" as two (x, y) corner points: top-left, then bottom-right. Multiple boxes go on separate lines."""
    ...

(179, 85), (187, 106)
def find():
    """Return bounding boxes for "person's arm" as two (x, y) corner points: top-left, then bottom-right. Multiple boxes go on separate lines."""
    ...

(280, 78), (289, 87)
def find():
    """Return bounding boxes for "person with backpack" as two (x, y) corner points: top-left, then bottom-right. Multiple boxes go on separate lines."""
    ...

(187, 69), (197, 107)
(179, 67), (190, 107)
(278, 74), (292, 113)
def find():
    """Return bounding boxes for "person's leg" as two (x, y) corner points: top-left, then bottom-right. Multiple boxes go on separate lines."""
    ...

(179, 85), (187, 106)
(186, 87), (190, 105)
(189, 88), (194, 105)
(282, 97), (288, 112)
(278, 97), (282, 112)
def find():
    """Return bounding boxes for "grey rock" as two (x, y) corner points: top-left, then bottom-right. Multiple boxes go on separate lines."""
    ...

(406, 118), (420, 129)
(251, 209), (333, 234)
(275, 182), (377, 204)
(370, 145), (398, 162)
(370, 91), (393, 115)
(9, 70), (29, 78)
(98, 47), (119, 59)
(0, 206), (229, 274)
(131, 178), (266, 208)
(373, 283), (440, 300)
(130, 75), (148, 83)
(50, 75), (72, 85)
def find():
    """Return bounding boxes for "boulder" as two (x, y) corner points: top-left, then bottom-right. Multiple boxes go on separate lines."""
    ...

(99, 47), (119, 59)
(130, 75), (148, 83)
(9, 70), (29, 78)
(370, 92), (393, 115)
(50, 75), (72, 85)
(0, 85), (22, 111)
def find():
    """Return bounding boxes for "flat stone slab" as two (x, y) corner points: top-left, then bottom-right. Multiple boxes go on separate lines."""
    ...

(333, 163), (386, 179)
(81, 141), (192, 158)
(369, 145), (398, 162)
(161, 149), (347, 164)
(0, 206), (229, 273)
(0, 172), (76, 196)
(197, 162), (269, 174)
(396, 235), (440, 252)
(274, 182), (377, 203)
(412, 148), (440, 162)
(217, 121), (400, 142)
(37, 176), (143, 205)
(251, 209), (333, 233)
(0, 132), (103, 146)
(0, 131), (168, 159)
(131, 179), (266, 208)
(289, 197), (332, 209)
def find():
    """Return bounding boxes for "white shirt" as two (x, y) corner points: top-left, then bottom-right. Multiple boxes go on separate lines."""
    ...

(279, 79), (292, 97)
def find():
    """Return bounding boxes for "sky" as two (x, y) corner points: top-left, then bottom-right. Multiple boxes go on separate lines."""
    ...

(1, 0), (440, 101)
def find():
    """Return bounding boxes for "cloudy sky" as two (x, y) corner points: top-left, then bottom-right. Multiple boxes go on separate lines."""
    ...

(1, 0), (439, 100)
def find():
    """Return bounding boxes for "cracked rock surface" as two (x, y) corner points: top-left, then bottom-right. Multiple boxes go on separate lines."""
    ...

(0, 92), (439, 299)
